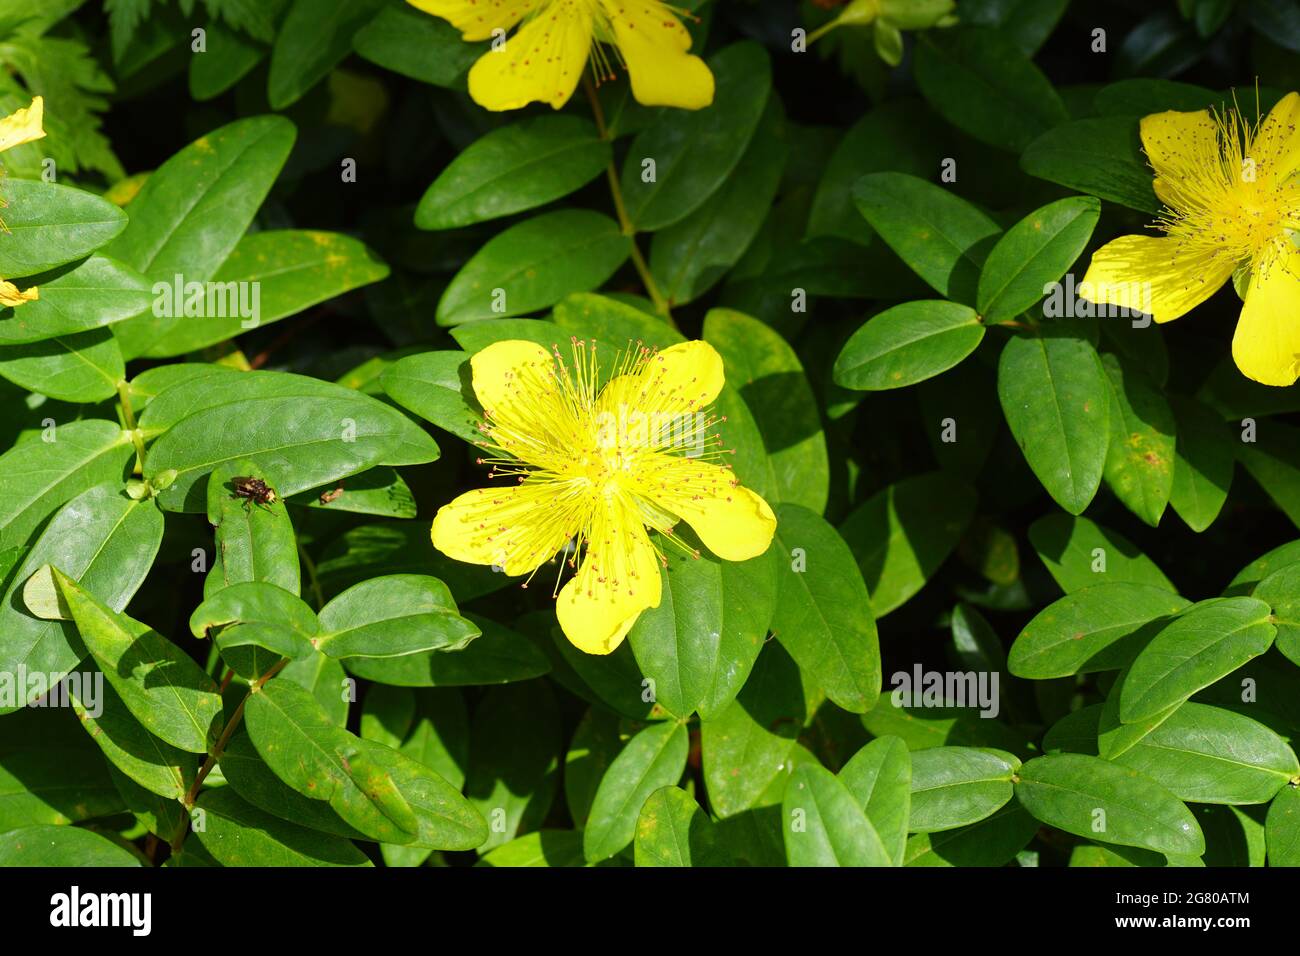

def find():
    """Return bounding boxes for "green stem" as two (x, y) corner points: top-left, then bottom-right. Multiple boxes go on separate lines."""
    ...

(116, 380), (148, 475)
(583, 76), (679, 330)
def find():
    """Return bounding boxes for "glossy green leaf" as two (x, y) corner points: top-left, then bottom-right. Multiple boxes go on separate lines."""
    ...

(976, 197), (1100, 322)
(379, 351), (481, 445)
(204, 459), (301, 615)
(72, 680), (199, 801)
(317, 574), (479, 659)
(0, 485), (162, 714)
(0, 179), (128, 278)
(704, 311), (827, 511)
(852, 172), (1001, 304)
(195, 788), (372, 867)
(0, 419), (133, 551)
(1100, 353), (1176, 527)
(1168, 395), (1234, 533)
(628, 543), (778, 720)
(634, 786), (726, 867)
(838, 736), (911, 865)
(436, 210), (631, 325)
(908, 746), (1018, 833)
(903, 803), (1040, 867)
(619, 42), (772, 232)
(1028, 514), (1176, 593)
(1121, 597), (1276, 722)
(54, 568), (223, 754)
(190, 581), (318, 664)
(0, 824), (140, 866)
(584, 719), (689, 862)
(0, 328), (124, 402)
(1020, 117), (1161, 214)
(1015, 753), (1205, 856)
(782, 763), (892, 866)
(345, 613), (549, 687)
(416, 116), (610, 230)
(1254, 563), (1300, 666)
(353, 2), (481, 86)
(0, 256), (151, 345)
(1267, 785), (1300, 866)
(1009, 583), (1189, 679)
(267, 0), (387, 108)
(833, 301), (984, 391)
(771, 504), (880, 714)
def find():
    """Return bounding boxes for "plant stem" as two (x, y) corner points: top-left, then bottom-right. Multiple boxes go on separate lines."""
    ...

(173, 658), (289, 853)
(116, 380), (148, 474)
(582, 76), (679, 329)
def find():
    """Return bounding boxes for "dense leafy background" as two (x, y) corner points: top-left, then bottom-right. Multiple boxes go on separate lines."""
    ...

(4, 0), (1300, 868)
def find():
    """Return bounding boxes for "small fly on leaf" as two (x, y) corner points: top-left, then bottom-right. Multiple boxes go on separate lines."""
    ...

(230, 476), (278, 513)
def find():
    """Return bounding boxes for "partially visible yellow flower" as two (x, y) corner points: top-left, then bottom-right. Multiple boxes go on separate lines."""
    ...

(1079, 92), (1300, 386)
(431, 338), (776, 654)
(408, 0), (714, 112)
(0, 96), (46, 308)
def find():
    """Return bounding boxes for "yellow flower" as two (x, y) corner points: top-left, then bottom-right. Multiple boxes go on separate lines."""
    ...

(408, 0), (714, 112)
(1079, 92), (1300, 386)
(0, 96), (46, 308)
(431, 338), (776, 654)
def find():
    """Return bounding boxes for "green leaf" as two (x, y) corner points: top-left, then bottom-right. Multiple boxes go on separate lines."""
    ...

(72, 680), (199, 801)
(839, 471), (977, 617)
(0, 824), (140, 866)
(960, 0), (1070, 55)
(650, 100), (787, 305)
(904, 803), (1040, 866)
(246, 678), (487, 849)
(1235, 420), (1300, 531)
(145, 389), (434, 513)
(998, 330), (1110, 515)
(0, 485), (162, 714)
(914, 26), (1068, 152)
(195, 788), (372, 867)
(478, 830), (586, 867)
(852, 172), (1001, 304)
(1254, 563), (1300, 666)
(701, 642), (807, 818)
(0, 419), (133, 551)
(1015, 753), (1205, 856)
(54, 567), (223, 754)
(190, 580), (318, 665)
(267, 0), (387, 109)
(379, 351), (481, 445)
(204, 459), (301, 610)
(1168, 395), (1234, 533)
(771, 504), (880, 714)
(189, 18), (267, 101)
(416, 116), (611, 230)
(344, 609), (548, 685)
(1100, 353), (1176, 527)
(0, 710), (125, 830)
(908, 746), (1018, 832)
(317, 574), (479, 659)
(619, 42), (772, 232)
(1009, 583), (1190, 679)
(0, 256), (151, 345)
(838, 736), (911, 865)
(833, 301), (984, 391)
(1020, 117), (1161, 214)
(0, 179), (128, 278)
(782, 764), (892, 866)
(1028, 514), (1176, 593)
(1110, 703), (1299, 805)
(145, 231), (390, 355)
(976, 197), (1100, 322)
(1267, 785), (1300, 866)
(1120, 597), (1276, 722)
(353, 1), (481, 87)
(0, 328), (124, 402)
(584, 720), (689, 862)
(436, 210), (631, 326)
(105, 116), (297, 358)
(634, 786), (726, 867)
(703, 308), (828, 511)
(464, 680), (560, 853)
(630, 540), (778, 719)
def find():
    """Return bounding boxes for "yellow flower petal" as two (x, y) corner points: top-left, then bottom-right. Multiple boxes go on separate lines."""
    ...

(1232, 241), (1300, 386)
(0, 96), (45, 153)
(1248, 91), (1300, 184)
(640, 458), (776, 562)
(556, 504), (661, 654)
(1140, 107), (1217, 185)
(640, 340), (725, 412)
(431, 485), (571, 575)
(1079, 233), (1233, 324)
(467, 0), (592, 111)
(406, 0), (538, 41)
(0, 280), (38, 307)
(599, 0), (714, 109)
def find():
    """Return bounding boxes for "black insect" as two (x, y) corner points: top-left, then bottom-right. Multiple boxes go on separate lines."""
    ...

(230, 476), (278, 513)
